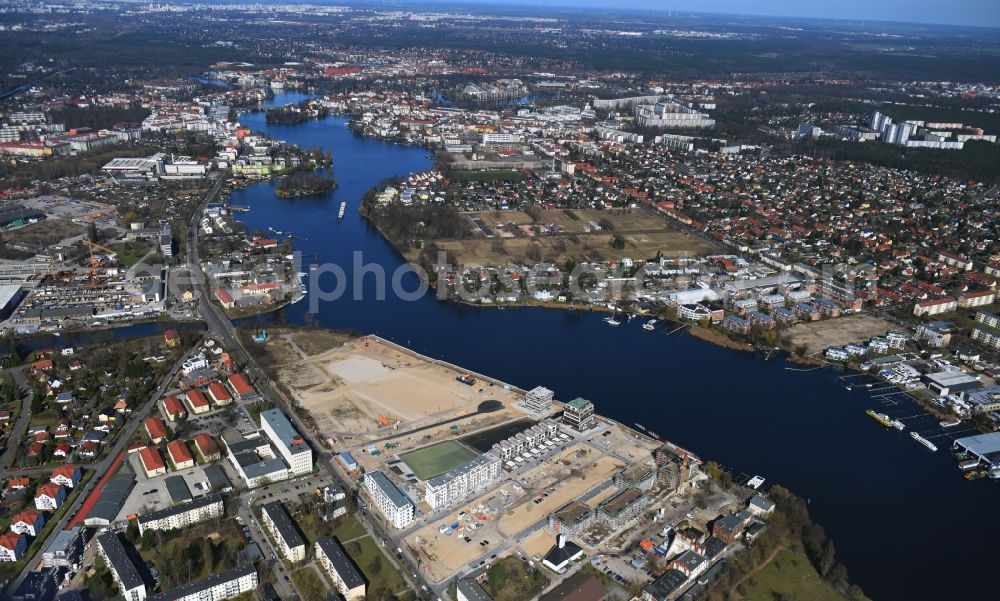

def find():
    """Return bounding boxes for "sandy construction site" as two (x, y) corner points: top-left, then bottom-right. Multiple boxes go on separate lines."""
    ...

(272, 336), (523, 450)
(782, 313), (903, 356)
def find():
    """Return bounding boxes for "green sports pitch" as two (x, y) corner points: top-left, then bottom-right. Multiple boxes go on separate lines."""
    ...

(400, 440), (479, 481)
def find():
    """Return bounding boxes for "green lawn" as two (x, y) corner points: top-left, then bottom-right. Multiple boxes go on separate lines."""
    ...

(341, 529), (408, 597)
(109, 240), (153, 268)
(482, 556), (549, 601)
(744, 549), (868, 601)
(292, 566), (327, 601)
(400, 440), (478, 480)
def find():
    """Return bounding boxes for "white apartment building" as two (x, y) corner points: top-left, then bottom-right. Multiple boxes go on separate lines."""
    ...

(315, 537), (366, 601)
(260, 409), (313, 475)
(260, 502), (306, 562)
(424, 453), (502, 510)
(96, 532), (147, 601)
(136, 494), (224, 535)
(146, 564), (257, 601)
(492, 420), (561, 461)
(364, 471), (414, 529)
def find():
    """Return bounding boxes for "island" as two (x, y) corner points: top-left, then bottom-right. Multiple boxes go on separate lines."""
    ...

(275, 171), (337, 198)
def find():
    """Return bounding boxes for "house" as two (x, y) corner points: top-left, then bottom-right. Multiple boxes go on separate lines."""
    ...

(671, 549), (708, 578)
(227, 373), (258, 401)
(139, 447), (167, 478)
(6, 477), (29, 492)
(10, 510), (45, 537)
(161, 395), (187, 421)
(0, 533), (27, 562)
(78, 441), (99, 458)
(167, 440), (195, 470)
(184, 389), (210, 414)
(53, 442), (71, 458)
(51, 465), (82, 488)
(748, 494), (775, 516)
(712, 511), (751, 544)
(193, 433), (220, 462)
(34, 483), (67, 511)
(207, 381), (233, 406)
(144, 417), (168, 443)
(215, 287), (235, 309)
(164, 329), (181, 348)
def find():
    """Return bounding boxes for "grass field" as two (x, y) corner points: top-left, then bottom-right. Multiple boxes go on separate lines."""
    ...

(401, 440), (479, 480)
(743, 548), (866, 601)
(109, 239), (153, 268)
(482, 556), (549, 601)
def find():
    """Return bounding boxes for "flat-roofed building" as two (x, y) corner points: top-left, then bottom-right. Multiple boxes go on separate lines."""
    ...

(424, 453), (501, 510)
(315, 537), (366, 600)
(364, 471), (414, 529)
(562, 397), (596, 431)
(137, 493), (224, 535)
(547, 500), (594, 537)
(96, 532), (147, 601)
(596, 488), (644, 529)
(146, 563), (257, 601)
(260, 502), (306, 562)
(522, 386), (554, 414)
(224, 433), (289, 488)
(42, 526), (83, 568)
(260, 409), (312, 475)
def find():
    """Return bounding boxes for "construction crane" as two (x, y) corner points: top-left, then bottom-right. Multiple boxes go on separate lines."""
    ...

(83, 239), (118, 287)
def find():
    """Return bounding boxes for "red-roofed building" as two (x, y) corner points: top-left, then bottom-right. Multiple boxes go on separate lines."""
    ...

(6, 477), (29, 492)
(78, 440), (99, 458)
(51, 465), (82, 488)
(167, 440), (194, 470)
(215, 287), (235, 309)
(164, 329), (181, 348)
(161, 395), (187, 422)
(139, 447), (166, 478)
(193, 433), (221, 462)
(0, 533), (27, 562)
(10, 510), (45, 536)
(53, 442), (71, 458)
(207, 382), (233, 406)
(227, 373), (258, 401)
(144, 417), (168, 443)
(184, 389), (210, 414)
(34, 483), (66, 511)
(32, 359), (53, 372)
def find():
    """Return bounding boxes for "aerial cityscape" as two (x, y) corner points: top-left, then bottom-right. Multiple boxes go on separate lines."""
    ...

(0, 1), (998, 601)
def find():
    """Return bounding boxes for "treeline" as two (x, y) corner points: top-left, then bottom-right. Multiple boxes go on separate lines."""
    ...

(0, 144), (142, 189)
(360, 186), (471, 252)
(275, 171), (336, 198)
(797, 139), (1000, 184)
(266, 106), (310, 124)
(49, 105), (150, 130)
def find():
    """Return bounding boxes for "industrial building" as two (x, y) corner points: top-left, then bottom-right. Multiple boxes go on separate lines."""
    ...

(953, 432), (1000, 476)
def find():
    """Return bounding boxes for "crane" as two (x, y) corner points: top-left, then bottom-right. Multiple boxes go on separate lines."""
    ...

(83, 239), (119, 286)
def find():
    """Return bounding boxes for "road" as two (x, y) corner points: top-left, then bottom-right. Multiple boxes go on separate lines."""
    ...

(184, 177), (434, 598)
(0, 367), (33, 471)
(2, 348), (194, 597)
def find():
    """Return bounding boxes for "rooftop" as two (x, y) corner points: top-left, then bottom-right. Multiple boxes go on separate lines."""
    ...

(315, 537), (365, 589)
(366, 471), (412, 509)
(137, 493), (221, 528)
(262, 501), (305, 549)
(146, 564), (256, 601)
(96, 532), (145, 591)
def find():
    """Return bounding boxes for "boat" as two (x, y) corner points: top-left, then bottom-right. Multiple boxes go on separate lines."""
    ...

(338, 202), (347, 220)
(958, 459), (980, 471)
(604, 316), (620, 326)
(910, 432), (938, 452)
(939, 419), (962, 428)
(865, 409), (894, 428)
(890, 418), (906, 431)
(642, 319), (657, 331)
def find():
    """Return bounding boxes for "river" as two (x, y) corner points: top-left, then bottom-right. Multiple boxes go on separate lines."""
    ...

(227, 93), (991, 601)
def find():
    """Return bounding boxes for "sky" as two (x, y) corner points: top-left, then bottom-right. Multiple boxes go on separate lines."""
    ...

(422, 0), (1000, 29)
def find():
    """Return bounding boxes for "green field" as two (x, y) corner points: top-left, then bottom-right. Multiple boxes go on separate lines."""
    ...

(743, 548), (867, 601)
(401, 440), (478, 480)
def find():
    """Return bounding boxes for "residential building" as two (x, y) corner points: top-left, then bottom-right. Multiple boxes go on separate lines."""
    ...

(671, 549), (708, 578)
(260, 409), (312, 475)
(194, 433), (221, 462)
(562, 397), (596, 431)
(10, 509), (45, 537)
(457, 578), (493, 601)
(643, 569), (689, 601)
(596, 488), (644, 530)
(522, 386), (554, 414)
(185, 390), (210, 414)
(547, 501), (594, 537)
(161, 395), (187, 421)
(144, 417), (167, 443)
(424, 453), (501, 510)
(227, 373), (259, 401)
(0, 533), (27, 562)
(260, 502), (306, 562)
(139, 447), (166, 478)
(913, 297), (958, 316)
(364, 471), (414, 529)
(50, 465), (82, 488)
(96, 532), (147, 601)
(34, 484), (66, 511)
(167, 440), (195, 470)
(223, 433), (289, 488)
(137, 494), (224, 535)
(315, 537), (366, 601)
(207, 382), (233, 406)
(146, 564), (256, 601)
(713, 511), (751, 544)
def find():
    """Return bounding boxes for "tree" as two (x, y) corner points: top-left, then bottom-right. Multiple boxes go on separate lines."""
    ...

(87, 220), (98, 243)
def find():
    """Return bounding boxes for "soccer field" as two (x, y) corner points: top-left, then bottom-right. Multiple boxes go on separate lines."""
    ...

(401, 440), (478, 480)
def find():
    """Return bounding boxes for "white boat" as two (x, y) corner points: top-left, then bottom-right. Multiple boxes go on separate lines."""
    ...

(910, 431), (937, 452)
(890, 418), (906, 431)
(604, 316), (620, 326)
(642, 319), (657, 331)
(939, 419), (962, 428)
(338, 202), (347, 219)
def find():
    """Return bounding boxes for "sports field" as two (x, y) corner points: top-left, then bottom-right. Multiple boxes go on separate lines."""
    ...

(401, 440), (478, 480)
